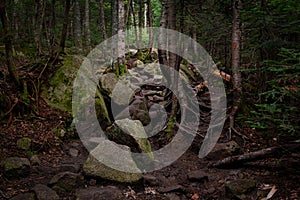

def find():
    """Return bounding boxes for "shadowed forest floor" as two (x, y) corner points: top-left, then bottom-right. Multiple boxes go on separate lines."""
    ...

(0, 99), (299, 200)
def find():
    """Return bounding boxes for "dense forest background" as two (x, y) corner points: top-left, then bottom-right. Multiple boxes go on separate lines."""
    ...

(0, 0), (300, 199)
(1, 0), (299, 138)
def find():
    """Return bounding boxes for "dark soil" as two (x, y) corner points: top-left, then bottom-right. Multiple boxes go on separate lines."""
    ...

(0, 100), (299, 200)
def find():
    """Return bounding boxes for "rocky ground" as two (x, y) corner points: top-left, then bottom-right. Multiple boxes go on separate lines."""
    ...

(0, 101), (299, 200)
(1, 52), (299, 200)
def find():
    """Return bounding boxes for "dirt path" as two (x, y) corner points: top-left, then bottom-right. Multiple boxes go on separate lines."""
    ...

(0, 78), (299, 199)
(1, 131), (300, 200)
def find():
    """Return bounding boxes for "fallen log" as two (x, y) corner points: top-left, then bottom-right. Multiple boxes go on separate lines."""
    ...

(209, 143), (300, 168)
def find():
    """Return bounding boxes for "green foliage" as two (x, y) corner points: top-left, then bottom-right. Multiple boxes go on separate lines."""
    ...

(165, 116), (176, 138)
(239, 48), (300, 137)
(17, 137), (31, 150)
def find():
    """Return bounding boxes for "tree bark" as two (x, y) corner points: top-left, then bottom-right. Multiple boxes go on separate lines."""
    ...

(59, 0), (71, 52)
(34, 0), (45, 55)
(84, 0), (90, 47)
(138, 0), (143, 50)
(147, 0), (153, 51)
(0, 0), (20, 86)
(49, 0), (56, 53)
(99, 0), (107, 40)
(111, 0), (118, 36)
(158, 0), (168, 66)
(130, 0), (138, 48)
(229, 0), (242, 138)
(74, 0), (82, 47)
(117, 0), (125, 76)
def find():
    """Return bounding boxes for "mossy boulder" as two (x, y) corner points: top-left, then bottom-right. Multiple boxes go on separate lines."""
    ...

(1, 157), (30, 178)
(42, 55), (84, 112)
(105, 119), (152, 157)
(83, 141), (142, 183)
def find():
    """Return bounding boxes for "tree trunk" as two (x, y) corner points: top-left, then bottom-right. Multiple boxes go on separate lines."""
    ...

(158, 0), (168, 66)
(84, 0), (90, 47)
(0, 0), (20, 86)
(125, 0), (131, 26)
(147, 0), (153, 51)
(59, 0), (71, 53)
(117, 0), (125, 76)
(229, 0), (242, 138)
(111, 0), (118, 36)
(49, 0), (56, 54)
(138, 0), (143, 50)
(34, 0), (45, 55)
(74, 0), (82, 47)
(130, 0), (138, 48)
(99, 0), (107, 40)
(167, 0), (181, 120)
(12, 1), (19, 42)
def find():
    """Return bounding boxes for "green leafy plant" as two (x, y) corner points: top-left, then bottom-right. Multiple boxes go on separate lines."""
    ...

(239, 48), (300, 137)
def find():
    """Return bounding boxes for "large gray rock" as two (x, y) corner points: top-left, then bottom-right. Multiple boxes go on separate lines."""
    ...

(100, 73), (118, 97)
(129, 97), (150, 125)
(49, 172), (84, 192)
(83, 141), (142, 183)
(1, 157), (30, 178)
(76, 187), (123, 200)
(106, 119), (152, 155)
(32, 184), (59, 200)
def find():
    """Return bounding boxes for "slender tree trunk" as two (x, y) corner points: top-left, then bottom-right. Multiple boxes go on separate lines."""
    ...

(144, 2), (147, 27)
(49, 0), (56, 54)
(59, 0), (71, 52)
(158, 0), (168, 66)
(112, 0), (118, 36)
(84, 0), (90, 47)
(99, 0), (107, 40)
(229, 0), (242, 137)
(167, 0), (181, 119)
(138, 0), (143, 50)
(12, 1), (19, 42)
(0, 0), (20, 86)
(147, 0), (153, 51)
(74, 0), (82, 47)
(130, 0), (138, 48)
(116, 0), (125, 77)
(34, 0), (45, 55)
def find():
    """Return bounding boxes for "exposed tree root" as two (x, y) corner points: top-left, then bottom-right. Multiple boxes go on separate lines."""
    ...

(209, 143), (300, 168)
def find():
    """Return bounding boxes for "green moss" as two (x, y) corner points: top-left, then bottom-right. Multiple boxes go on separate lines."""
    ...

(17, 137), (31, 150)
(41, 55), (84, 113)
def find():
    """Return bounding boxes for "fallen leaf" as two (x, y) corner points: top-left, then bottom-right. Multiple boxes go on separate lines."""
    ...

(191, 193), (199, 200)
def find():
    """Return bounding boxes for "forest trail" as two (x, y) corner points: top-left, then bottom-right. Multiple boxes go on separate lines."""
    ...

(0, 97), (299, 200)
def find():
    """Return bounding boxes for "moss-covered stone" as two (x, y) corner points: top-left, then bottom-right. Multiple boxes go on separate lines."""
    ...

(42, 55), (84, 112)
(17, 137), (31, 150)
(83, 141), (142, 183)
(1, 157), (30, 178)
